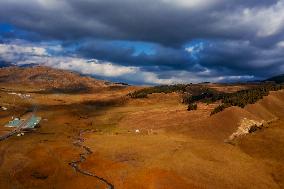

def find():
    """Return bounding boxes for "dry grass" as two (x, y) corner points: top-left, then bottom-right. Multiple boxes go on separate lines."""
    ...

(0, 83), (284, 189)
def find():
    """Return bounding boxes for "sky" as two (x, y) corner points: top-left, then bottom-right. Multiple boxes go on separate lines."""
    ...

(0, 0), (284, 85)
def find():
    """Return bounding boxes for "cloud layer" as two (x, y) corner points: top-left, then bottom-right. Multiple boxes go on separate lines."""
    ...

(0, 0), (284, 84)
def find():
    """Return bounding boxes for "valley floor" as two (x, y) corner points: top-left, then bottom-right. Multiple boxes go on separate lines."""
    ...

(0, 85), (284, 189)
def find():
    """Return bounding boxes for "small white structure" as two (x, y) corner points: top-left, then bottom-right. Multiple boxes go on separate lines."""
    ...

(8, 92), (31, 99)
(1, 106), (7, 111)
(135, 129), (140, 133)
(16, 133), (25, 137)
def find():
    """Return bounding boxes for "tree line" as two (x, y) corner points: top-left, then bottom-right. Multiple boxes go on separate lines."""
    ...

(128, 83), (284, 115)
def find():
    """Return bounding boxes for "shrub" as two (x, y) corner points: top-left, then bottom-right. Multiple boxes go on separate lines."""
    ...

(210, 104), (228, 115)
(210, 84), (284, 115)
(128, 84), (188, 98)
(187, 103), (197, 111)
(128, 91), (148, 98)
(181, 85), (225, 105)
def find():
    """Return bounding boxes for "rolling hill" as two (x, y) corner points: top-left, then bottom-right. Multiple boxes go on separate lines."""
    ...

(0, 66), (284, 189)
(0, 66), (108, 92)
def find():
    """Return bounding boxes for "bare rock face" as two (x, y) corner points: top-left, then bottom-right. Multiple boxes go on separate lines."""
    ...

(227, 118), (266, 142)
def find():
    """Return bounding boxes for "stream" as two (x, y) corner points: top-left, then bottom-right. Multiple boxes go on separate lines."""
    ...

(69, 130), (114, 189)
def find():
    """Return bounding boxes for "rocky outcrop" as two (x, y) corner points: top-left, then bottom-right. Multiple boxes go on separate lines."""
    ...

(226, 117), (278, 143)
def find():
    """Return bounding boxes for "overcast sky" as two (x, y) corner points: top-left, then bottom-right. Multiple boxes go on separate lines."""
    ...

(0, 0), (284, 84)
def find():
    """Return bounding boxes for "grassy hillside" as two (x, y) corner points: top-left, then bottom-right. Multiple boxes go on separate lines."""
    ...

(128, 83), (284, 115)
(0, 66), (109, 93)
(1, 69), (284, 189)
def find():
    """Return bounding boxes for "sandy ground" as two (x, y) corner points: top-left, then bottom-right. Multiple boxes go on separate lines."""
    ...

(0, 84), (284, 189)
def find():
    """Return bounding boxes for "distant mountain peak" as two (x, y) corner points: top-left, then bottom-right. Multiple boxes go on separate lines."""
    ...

(265, 74), (284, 84)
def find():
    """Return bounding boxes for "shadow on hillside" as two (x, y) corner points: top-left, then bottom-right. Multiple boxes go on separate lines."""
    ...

(32, 85), (129, 95)
(33, 85), (93, 94)
(36, 97), (127, 116)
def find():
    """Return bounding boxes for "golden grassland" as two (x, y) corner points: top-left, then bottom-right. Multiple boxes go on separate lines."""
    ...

(0, 83), (284, 189)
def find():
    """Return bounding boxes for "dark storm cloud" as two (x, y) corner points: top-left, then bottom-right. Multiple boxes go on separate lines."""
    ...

(0, 0), (282, 46)
(0, 0), (283, 83)
(198, 40), (284, 78)
(76, 40), (193, 70)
